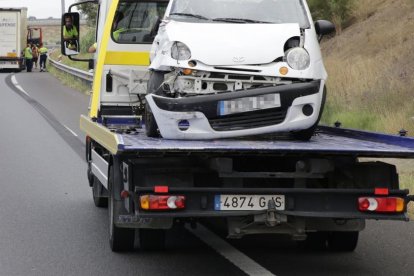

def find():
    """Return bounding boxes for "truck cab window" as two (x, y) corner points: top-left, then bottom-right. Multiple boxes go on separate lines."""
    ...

(111, 1), (168, 44)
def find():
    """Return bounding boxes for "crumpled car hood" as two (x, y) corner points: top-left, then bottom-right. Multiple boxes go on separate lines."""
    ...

(164, 21), (301, 66)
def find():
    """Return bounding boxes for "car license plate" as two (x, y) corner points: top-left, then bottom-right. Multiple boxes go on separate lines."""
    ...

(214, 195), (285, 211)
(218, 94), (281, 116)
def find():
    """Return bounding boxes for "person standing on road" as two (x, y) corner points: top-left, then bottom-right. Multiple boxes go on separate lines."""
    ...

(31, 44), (39, 69)
(23, 44), (33, 72)
(39, 43), (48, 72)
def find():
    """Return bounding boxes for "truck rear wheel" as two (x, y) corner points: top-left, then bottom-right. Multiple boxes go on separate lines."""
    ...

(138, 229), (166, 250)
(328, 231), (359, 252)
(108, 166), (135, 252)
(301, 232), (328, 250)
(92, 176), (108, 208)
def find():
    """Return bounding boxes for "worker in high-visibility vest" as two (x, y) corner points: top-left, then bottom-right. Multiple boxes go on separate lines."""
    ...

(63, 15), (79, 51)
(38, 43), (48, 72)
(23, 44), (33, 72)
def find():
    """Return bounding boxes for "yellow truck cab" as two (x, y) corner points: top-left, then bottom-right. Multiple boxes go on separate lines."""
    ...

(62, 0), (168, 122)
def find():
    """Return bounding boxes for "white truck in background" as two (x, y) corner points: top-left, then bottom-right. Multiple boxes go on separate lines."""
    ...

(0, 8), (27, 71)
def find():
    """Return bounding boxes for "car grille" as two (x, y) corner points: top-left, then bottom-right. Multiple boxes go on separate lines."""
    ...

(209, 108), (287, 131)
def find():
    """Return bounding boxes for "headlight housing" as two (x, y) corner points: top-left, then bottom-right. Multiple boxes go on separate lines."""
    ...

(171, 42), (191, 60)
(286, 47), (310, 70)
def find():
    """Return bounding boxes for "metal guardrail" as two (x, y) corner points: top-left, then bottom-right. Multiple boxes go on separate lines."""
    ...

(49, 58), (93, 83)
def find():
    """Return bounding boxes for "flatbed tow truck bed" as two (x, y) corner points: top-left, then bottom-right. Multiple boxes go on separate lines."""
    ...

(81, 115), (414, 157)
(81, 115), (414, 251)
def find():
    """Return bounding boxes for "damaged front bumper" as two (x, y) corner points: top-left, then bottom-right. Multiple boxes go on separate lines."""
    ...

(146, 80), (323, 139)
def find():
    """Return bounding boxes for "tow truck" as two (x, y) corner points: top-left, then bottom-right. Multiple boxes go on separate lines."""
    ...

(27, 26), (42, 46)
(63, 0), (414, 252)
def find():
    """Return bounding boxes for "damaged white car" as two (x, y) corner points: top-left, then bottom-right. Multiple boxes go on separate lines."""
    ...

(145, 0), (335, 140)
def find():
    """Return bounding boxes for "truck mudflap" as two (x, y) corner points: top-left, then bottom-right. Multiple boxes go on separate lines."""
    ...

(128, 187), (413, 221)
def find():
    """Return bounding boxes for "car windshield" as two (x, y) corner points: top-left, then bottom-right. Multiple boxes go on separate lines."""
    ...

(169, 0), (310, 28)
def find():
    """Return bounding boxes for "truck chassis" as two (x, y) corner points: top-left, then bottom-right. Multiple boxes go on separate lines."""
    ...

(81, 116), (414, 252)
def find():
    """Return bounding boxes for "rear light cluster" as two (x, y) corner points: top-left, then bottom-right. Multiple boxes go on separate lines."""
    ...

(140, 195), (186, 210)
(358, 197), (404, 213)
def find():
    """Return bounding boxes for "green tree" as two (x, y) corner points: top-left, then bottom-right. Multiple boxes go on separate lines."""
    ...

(77, 1), (98, 27)
(308, 0), (354, 34)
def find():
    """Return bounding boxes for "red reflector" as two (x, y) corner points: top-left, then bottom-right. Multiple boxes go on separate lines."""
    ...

(375, 188), (389, 196)
(154, 186), (169, 194)
(120, 190), (129, 199)
(140, 195), (185, 210)
(359, 198), (370, 210)
(358, 197), (404, 213)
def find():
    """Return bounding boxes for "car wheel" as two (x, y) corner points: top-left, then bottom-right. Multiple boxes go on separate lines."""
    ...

(144, 71), (166, 138)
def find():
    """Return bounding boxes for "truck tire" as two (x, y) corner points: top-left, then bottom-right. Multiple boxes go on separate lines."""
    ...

(92, 176), (108, 208)
(301, 232), (328, 250)
(138, 229), (166, 250)
(328, 231), (359, 252)
(291, 87), (327, 141)
(87, 162), (94, 187)
(145, 71), (166, 138)
(108, 166), (135, 252)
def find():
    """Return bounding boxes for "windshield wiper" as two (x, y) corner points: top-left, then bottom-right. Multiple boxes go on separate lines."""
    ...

(169, 13), (210, 20)
(212, 18), (271, 24)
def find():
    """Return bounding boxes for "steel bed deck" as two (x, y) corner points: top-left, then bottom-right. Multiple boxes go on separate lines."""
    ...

(115, 126), (414, 158)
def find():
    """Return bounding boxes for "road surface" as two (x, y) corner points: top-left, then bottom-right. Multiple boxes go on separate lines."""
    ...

(0, 70), (413, 276)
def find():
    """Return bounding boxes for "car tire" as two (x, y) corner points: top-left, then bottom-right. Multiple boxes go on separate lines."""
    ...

(144, 71), (166, 138)
(145, 102), (160, 138)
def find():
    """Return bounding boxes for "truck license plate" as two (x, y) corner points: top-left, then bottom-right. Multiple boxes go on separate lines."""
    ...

(214, 195), (285, 211)
(218, 94), (281, 116)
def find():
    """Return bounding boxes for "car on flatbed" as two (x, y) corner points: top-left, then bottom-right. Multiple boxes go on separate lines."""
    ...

(146, 0), (335, 140)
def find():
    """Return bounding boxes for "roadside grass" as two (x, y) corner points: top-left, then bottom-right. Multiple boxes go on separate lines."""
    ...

(397, 162), (414, 218)
(47, 61), (92, 95)
(47, 48), (93, 94)
(321, 0), (414, 136)
(49, 50), (93, 71)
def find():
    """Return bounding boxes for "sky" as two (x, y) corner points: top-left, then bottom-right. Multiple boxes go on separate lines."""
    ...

(0, 0), (77, 19)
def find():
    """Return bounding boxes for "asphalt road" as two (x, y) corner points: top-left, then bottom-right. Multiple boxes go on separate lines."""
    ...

(1, 70), (414, 276)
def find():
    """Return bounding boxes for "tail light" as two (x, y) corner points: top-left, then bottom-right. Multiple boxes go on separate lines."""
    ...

(140, 195), (186, 210)
(358, 197), (404, 213)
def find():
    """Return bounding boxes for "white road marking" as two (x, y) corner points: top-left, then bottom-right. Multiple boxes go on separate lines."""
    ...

(11, 75), (30, 96)
(11, 75), (18, 85)
(187, 224), (276, 276)
(64, 125), (78, 137)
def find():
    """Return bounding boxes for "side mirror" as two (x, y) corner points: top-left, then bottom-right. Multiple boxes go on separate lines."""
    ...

(61, 12), (80, 56)
(315, 20), (336, 42)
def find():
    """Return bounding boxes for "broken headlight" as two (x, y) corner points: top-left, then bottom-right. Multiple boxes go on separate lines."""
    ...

(286, 47), (310, 70)
(171, 42), (191, 60)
